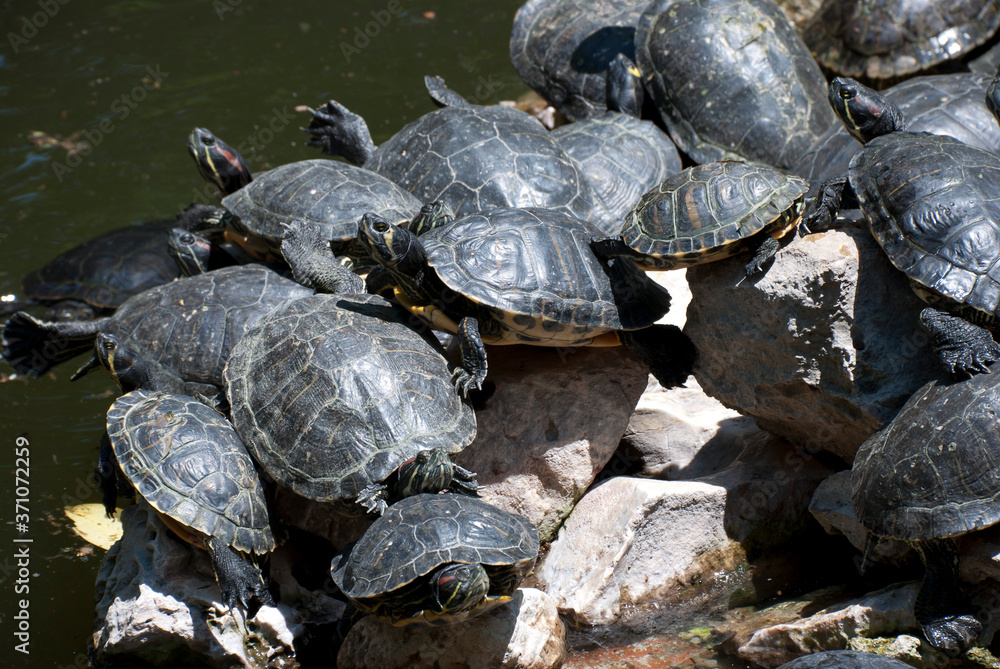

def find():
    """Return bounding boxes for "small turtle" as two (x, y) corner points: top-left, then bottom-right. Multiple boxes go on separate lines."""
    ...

(224, 290), (478, 515)
(355, 207), (696, 394)
(105, 390), (274, 616)
(635, 0), (836, 170)
(592, 161), (808, 277)
(852, 366), (1000, 654)
(805, 76), (1000, 377)
(776, 650), (914, 668)
(802, 0), (1000, 83)
(330, 493), (538, 626)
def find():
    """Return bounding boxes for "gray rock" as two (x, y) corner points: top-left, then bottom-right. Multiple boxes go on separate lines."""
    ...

(685, 228), (942, 463)
(337, 588), (566, 669)
(453, 345), (649, 542)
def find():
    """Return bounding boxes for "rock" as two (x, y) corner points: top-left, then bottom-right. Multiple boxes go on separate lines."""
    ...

(685, 227), (942, 463)
(454, 345), (649, 542)
(846, 636), (950, 669)
(737, 582), (921, 668)
(337, 588), (566, 669)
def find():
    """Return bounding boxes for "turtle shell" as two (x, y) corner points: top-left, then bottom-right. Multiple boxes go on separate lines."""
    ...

(635, 0), (836, 170)
(365, 104), (598, 222)
(794, 72), (1000, 191)
(850, 132), (1000, 320)
(419, 207), (671, 342)
(222, 159), (421, 251)
(620, 162), (808, 269)
(851, 368), (1000, 541)
(224, 293), (476, 503)
(803, 0), (1000, 82)
(106, 390), (273, 556)
(510, 0), (648, 121)
(331, 493), (538, 622)
(22, 218), (181, 310)
(552, 111), (682, 235)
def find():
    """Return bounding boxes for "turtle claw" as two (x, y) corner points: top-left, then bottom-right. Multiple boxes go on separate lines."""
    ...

(920, 308), (1000, 378)
(301, 100), (375, 166)
(451, 367), (483, 397)
(922, 613), (982, 657)
(357, 484), (390, 515)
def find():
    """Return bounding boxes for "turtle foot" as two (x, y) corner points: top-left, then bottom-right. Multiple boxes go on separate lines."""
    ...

(452, 316), (487, 397)
(302, 100), (375, 166)
(922, 613), (981, 657)
(1, 311), (103, 376)
(744, 235), (780, 277)
(356, 484), (390, 515)
(620, 324), (697, 389)
(280, 220), (364, 294)
(206, 536), (273, 619)
(920, 308), (1000, 377)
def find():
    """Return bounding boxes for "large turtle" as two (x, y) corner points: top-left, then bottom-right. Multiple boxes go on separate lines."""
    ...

(356, 207), (696, 394)
(635, 0), (837, 170)
(851, 366), (1000, 654)
(330, 493), (538, 626)
(592, 161), (809, 277)
(105, 390), (274, 616)
(224, 292), (478, 515)
(805, 76), (1000, 377)
(802, 0), (1000, 83)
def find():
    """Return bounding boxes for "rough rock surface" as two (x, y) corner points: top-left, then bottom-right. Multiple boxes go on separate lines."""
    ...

(453, 345), (649, 542)
(337, 588), (566, 669)
(685, 227), (943, 463)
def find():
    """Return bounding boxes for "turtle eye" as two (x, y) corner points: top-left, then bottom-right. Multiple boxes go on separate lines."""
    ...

(839, 86), (856, 100)
(203, 135), (215, 146)
(180, 233), (195, 244)
(103, 340), (116, 351)
(373, 220), (391, 233)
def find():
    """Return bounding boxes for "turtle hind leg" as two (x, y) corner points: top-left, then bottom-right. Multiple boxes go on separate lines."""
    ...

(302, 100), (376, 166)
(1, 311), (107, 376)
(919, 308), (1000, 377)
(619, 324), (697, 389)
(914, 538), (982, 656)
(451, 316), (487, 397)
(743, 236), (780, 278)
(97, 434), (119, 517)
(280, 219), (364, 294)
(205, 536), (274, 618)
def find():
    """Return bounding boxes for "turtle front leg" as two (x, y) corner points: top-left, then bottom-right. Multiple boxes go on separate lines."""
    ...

(447, 462), (479, 497)
(452, 316), (488, 396)
(914, 538), (982, 656)
(205, 535), (273, 619)
(802, 176), (853, 233)
(743, 235), (780, 278)
(920, 308), (1000, 377)
(281, 219), (364, 294)
(302, 100), (376, 166)
(619, 324), (697, 389)
(356, 483), (391, 515)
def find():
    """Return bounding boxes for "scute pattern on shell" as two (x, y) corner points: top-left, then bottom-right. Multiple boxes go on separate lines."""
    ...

(106, 390), (273, 556)
(224, 294), (476, 502)
(636, 0), (836, 170)
(332, 493), (538, 600)
(851, 132), (1000, 318)
(366, 104), (598, 222)
(803, 0), (1000, 81)
(851, 368), (1000, 541)
(222, 159), (421, 245)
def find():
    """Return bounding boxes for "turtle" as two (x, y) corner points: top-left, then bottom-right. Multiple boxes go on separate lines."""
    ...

(794, 71), (1000, 195)
(223, 291), (479, 515)
(851, 366), (1000, 654)
(550, 53), (683, 234)
(301, 76), (599, 222)
(776, 650), (914, 668)
(804, 76), (1000, 378)
(355, 206), (696, 394)
(591, 161), (809, 278)
(509, 0), (650, 121)
(330, 493), (539, 626)
(166, 226), (241, 277)
(802, 0), (1000, 83)
(635, 0), (837, 170)
(105, 390), (274, 616)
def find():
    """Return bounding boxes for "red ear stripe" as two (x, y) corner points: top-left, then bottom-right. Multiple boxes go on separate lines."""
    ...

(221, 148), (247, 174)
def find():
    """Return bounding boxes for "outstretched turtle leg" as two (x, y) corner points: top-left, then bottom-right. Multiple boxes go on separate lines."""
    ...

(356, 483), (391, 515)
(914, 538), (982, 656)
(1, 312), (108, 376)
(280, 220), (364, 294)
(98, 434), (119, 518)
(919, 308), (1000, 377)
(447, 463), (479, 497)
(452, 316), (488, 397)
(302, 100), (376, 166)
(802, 177), (855, 233)
(619, 324), (697, 389)
(425, 75), (472, 108)
(205, 535), (273, 620)
(743, 236), (781, 278)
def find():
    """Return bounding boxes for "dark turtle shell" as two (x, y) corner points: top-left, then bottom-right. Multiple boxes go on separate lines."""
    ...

(850, 132), (1000, 321)
(794, 72), (1000, 191)
(620, 162), (808, 269)
(224, 294), (477, 503)
(776, 650), (914, 668)
(552, 112), (682, 235)
(222, 159), (422, 253)
(803, 0), (1000, 82)
(635, 0), (836, 170)
(510, 0), (648, 121)
(331, 493), (538, 621)
(851, 368), (1000, 541)
(365, 104), (598, 222)
(106, 390), (273, 556)
(420, 207), (671, 343)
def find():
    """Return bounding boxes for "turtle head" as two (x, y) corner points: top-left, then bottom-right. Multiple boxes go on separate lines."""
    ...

(395, 448), (454, 498)
(606, 53), (644, 117)
(95, 333), (154, 393)
(187, 127), (253, 196)
(829, 77), (905, 144)
(168, 227), (236, 277)
(431, 563), (490, 616)
(357, 213), (427, 277)
(408, 201), (455, 237)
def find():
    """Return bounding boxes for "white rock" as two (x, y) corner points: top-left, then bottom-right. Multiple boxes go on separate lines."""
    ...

(337, 588), (566, 669)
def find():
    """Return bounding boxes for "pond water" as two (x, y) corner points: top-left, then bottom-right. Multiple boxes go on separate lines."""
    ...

(0, 1), (525, 665)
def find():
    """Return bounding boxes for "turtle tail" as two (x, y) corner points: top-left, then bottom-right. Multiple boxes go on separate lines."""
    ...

(1, 311), (107, 376)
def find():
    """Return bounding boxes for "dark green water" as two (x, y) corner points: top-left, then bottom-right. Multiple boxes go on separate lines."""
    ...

(0, 1), (523, 665)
